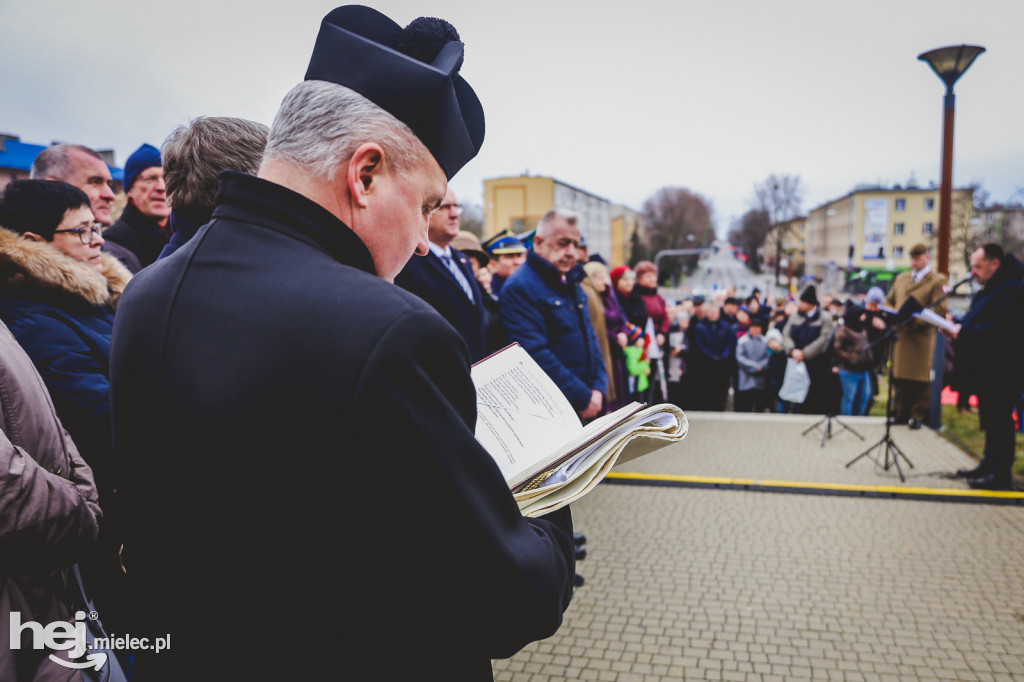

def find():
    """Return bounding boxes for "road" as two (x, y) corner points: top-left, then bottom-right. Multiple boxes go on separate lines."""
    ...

(661, 241), (775, 303)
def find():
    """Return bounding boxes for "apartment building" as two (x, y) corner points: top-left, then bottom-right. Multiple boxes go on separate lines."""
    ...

(483, 174), (639, 266)
(806, 185), (973, 288)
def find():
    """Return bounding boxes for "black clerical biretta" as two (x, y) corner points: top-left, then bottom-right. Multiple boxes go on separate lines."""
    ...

(305, 5), (485, 180)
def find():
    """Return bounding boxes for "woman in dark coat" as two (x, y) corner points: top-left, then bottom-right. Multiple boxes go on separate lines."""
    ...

(633, 260), (669, 341)
(0, 179), (131, 637)
(611, 266), (649, 329)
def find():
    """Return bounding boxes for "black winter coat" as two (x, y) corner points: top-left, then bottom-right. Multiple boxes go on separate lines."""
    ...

(395, 246), (488, 363)
(955, 255), (1024, 395)
(109, 172), (575, 681)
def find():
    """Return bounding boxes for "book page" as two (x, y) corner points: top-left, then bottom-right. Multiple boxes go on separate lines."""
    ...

(523, 406), (680, 492)
(471, 345), (582, 484)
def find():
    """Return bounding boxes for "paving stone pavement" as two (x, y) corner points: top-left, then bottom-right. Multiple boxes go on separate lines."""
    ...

(493, 413), (1024, 681)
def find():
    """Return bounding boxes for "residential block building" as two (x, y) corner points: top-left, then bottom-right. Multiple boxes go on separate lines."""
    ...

(483, 174), (639, 266)
(805, 185), (973, 290)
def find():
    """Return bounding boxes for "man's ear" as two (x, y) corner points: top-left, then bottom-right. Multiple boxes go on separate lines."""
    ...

(347, 143), (385, 209)
(21, 232), (47, 243)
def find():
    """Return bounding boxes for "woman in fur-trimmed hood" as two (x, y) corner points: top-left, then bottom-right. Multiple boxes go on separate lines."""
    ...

(0, 180), (131, 638)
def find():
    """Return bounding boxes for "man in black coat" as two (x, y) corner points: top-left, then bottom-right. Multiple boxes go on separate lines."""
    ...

(109, 7), (575, 681)
(395, 187), (488, 362)
(692, 304), (735, 410)
(948, 243), (1024, 490)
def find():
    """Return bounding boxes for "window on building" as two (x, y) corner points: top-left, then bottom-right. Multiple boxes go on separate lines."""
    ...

(923, 222), (934, 235)
(893, 246), (904, 258)
(895, 198), (906, 211)
(894, 222), (905, 235)
(924, 197), (935, 210)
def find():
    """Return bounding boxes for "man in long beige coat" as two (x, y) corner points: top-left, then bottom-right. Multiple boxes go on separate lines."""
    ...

(885, 243), (946, 428)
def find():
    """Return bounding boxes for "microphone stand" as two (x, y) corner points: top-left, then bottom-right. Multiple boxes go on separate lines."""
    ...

(801, 323), (865, 447)
(845, 276), (970, 481)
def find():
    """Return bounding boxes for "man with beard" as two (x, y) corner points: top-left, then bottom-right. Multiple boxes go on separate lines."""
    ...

(948, 243), (1024, 490)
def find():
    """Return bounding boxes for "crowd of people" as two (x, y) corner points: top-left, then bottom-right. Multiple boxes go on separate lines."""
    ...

(427, 229), (1021, 497)
(1, 5), (1022, 681)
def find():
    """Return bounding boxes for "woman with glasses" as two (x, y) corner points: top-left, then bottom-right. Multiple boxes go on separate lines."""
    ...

(0, 179), (132, 637)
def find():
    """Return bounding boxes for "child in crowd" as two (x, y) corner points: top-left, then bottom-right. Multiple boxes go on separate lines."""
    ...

(735, 316), (770, 412)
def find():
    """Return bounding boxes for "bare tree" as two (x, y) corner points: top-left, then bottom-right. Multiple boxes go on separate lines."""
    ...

(729, 209), (771, 273)
(640, 186), (715, 277)
(949, 184), (983, 274)
(752, 174), (804, 285)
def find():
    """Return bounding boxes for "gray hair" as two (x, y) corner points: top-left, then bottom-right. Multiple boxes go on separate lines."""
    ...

(536, 208), (580, 238)
(29, 143), (102, 181)
(263, 80), (429, 181)
(162, 116), (269, 218)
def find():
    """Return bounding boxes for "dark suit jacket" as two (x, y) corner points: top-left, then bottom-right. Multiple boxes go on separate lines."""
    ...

(109, 172), (575, 681)
(395, 247), (488, 363)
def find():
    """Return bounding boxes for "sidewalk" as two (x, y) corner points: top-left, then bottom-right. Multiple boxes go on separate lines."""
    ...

(493, 412), (1024, 681)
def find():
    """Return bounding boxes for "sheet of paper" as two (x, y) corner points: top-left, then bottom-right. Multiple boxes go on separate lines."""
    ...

(471, 345), (582, 484)
(913, 308), (957, 333)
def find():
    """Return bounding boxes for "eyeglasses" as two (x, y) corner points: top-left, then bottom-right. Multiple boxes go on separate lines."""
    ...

(53, 222), (103, 244)
(437, 203), (463, 215)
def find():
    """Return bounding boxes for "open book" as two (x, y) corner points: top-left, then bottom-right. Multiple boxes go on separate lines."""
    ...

(472, 344), (688, 517)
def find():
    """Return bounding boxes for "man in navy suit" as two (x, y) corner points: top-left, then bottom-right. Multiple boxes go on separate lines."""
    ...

(396, 187), (488, 362)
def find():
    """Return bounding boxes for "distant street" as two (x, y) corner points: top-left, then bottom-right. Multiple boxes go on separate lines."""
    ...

(661, 241), (776, 303)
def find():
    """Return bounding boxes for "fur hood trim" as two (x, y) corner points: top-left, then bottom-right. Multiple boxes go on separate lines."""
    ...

(0, 227), (132, 308)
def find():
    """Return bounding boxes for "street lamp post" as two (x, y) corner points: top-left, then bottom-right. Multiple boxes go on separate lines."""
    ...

(918, 44), (985, 277)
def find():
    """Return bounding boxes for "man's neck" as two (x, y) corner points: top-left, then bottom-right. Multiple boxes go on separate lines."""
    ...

(428, 241), (451, 257)
(259, 159), (352, 226)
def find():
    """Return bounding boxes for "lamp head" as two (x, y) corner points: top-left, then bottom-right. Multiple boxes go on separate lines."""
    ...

(918, 44), (986, 91)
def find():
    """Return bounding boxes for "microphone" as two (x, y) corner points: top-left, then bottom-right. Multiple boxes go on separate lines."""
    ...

(948, 273), (974, 291)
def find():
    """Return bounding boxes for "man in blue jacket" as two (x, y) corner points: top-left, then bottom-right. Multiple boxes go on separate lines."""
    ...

(500, 208), (608, 419)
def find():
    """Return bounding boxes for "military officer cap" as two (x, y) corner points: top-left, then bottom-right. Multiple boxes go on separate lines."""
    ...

(482, 229), (527, 256)
(305, 5), (485, 180)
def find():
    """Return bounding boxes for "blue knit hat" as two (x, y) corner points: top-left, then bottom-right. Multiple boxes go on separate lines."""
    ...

(124, 143), (161, 191)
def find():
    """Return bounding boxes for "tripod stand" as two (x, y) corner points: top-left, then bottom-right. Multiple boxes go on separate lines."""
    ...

(845, 354), (913, 480)
(803, 412), (864, 448)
